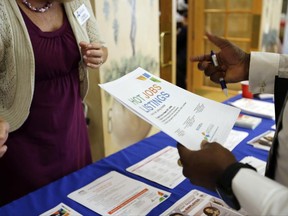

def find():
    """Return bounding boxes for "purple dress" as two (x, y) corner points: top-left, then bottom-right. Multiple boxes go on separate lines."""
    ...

(0, 9), (92, 205)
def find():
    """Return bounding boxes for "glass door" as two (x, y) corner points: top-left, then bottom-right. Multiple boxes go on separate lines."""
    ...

(187, 0), (262, 96)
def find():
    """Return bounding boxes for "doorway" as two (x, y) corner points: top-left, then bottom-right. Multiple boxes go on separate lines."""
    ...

(159, 0), (176, 84)
(187, 0), (262, 99)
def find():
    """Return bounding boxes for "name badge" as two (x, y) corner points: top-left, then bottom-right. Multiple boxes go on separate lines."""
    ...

(74, 4), (91, 25)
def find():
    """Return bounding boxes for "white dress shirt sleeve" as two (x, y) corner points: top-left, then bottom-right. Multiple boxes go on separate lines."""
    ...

(233, 169), (288, 215)
(232, 52), (288, 215)
(249, 52), (280, 94)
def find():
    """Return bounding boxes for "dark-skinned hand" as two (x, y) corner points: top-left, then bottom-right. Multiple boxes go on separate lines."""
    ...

(177, 140), (237, 191)
(191, 32), (250, 84)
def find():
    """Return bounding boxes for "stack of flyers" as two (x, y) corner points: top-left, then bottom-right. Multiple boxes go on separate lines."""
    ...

(247, 130), (275, 151)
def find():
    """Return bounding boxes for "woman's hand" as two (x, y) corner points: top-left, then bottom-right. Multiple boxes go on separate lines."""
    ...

(0, 118), (9, 158)
(79, 41), (108, 69)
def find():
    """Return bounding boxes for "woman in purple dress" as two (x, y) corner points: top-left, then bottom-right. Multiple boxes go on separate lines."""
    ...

(0, 0), (108, 206)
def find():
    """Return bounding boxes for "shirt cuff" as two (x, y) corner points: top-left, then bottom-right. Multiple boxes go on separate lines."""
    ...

(232, 168), (288, 215)
(216, 162), (256, 210)
(249, 52), (280, 94)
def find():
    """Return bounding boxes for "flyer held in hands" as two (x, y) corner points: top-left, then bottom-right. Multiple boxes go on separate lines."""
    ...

(99, 67), (240, 150)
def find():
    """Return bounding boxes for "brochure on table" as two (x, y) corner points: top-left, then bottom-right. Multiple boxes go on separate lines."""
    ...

(247, 130), (275, 151)
(234, 114), (262, 129)
(126, 129), (247, 190)
(68, 171), (170, 216)
(126, 146), (185, 189)
(223, 129), (249, 151)
(240, 156), (266, 175)
(160, 189), (246, 216)
(99, 67), (240, 150)
(40, 203), (82, 216)
(230, 98), (275, 119)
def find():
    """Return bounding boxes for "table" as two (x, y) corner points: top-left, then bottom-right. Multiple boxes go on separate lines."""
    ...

(0, 95), (275, 215)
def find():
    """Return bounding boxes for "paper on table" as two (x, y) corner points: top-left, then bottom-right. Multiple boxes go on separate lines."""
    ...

(160, 189), (246, 216)
(247, 130), (275, 151)
(230, 98), (275, 119)
(68, 171), (170, 216)
(39, 203), (82, 216)
(126, 146), (185, 189)
(234, 114), (262, 129)
(99, 67), (240, 150)
(223, 129), (249, 151)
(240, 156), (266, 175)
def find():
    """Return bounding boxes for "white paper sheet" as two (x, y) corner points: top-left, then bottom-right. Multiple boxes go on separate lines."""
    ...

(240, 156), (266, 175)
(99, 67), (240, 150)
(223, 129), (249, 151)
(247, 130), (275, 151)
(39, 203), (82, 216)
(160, 189), (246, 216)
(68, 171), (170, 216)
(126, 146), (185, 189)
(230, 98), (275, 119)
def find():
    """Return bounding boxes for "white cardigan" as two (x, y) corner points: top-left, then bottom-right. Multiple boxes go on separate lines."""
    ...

(0, 0), (104, 131)
(233, 52), (288, 215)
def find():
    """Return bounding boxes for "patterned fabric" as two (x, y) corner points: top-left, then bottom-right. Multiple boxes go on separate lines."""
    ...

(0, 1), (16, 110)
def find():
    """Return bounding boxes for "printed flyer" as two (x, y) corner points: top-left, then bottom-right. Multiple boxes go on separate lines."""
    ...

(39, 203), (82, 216)
(68, 171), (170, 216)
(160, 189), (247, 216)
(99, 67), (240, 150)
(126, 146), (185, 189)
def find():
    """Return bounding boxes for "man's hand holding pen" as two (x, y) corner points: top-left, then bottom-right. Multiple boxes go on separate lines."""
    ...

(191, 32), (250, 85)
(211, 50), (228, 96)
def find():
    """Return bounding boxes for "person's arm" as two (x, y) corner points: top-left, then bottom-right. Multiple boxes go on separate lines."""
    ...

(76, 0), (108, 69)
(177, 142), (288, 215)
(0, 117), (9, 158)
(233, 168), (288, 215)
(249, 52), (280, 94)
(188, 32), (288, 215)
(241, 53), (288, 214)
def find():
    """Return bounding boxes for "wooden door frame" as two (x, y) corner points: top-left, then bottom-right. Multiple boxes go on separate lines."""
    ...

(186, 0), (262, 94)
(187, 0), (204, 93)
(159, 0), (177, 84)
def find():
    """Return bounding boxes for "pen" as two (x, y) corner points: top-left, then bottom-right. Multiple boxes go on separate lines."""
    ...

(210, 50), (228, 97)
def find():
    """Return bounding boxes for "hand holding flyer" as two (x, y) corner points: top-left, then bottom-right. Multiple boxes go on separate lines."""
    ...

(99, 67), (240, 150)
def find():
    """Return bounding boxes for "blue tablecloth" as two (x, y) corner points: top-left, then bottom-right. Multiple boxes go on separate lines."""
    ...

(0, 95), (274, 216)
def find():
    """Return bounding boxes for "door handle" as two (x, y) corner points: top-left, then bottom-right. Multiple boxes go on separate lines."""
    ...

(160, 31), (172, 68)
